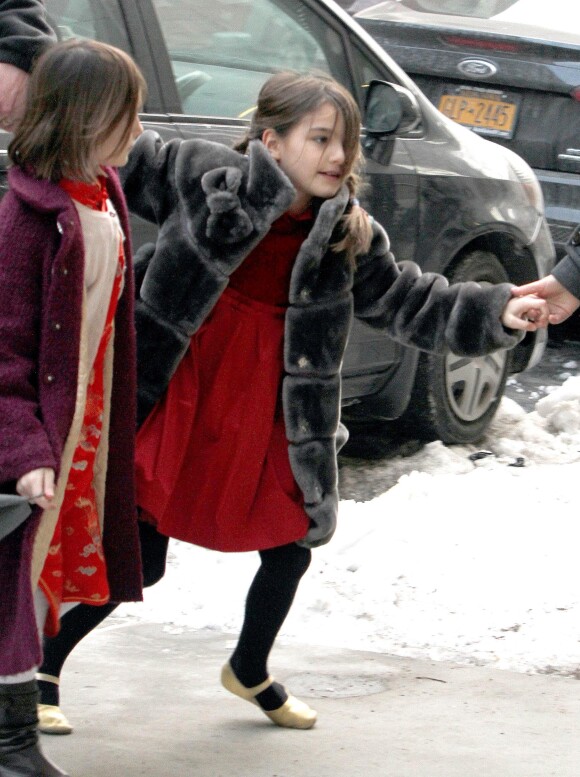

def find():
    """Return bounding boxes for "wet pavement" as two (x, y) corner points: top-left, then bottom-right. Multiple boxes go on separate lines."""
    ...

(40, 621), (580, 777)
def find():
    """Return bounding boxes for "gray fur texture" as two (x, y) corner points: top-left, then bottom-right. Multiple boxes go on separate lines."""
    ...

(122, 131), (522, 548)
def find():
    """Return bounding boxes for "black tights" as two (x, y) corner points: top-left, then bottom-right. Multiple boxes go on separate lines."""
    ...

(38, 521), (169, 706)
(229, 542), (311, 687)
(38, 521), (311, 709)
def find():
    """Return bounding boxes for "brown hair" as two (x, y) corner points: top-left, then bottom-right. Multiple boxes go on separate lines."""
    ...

(234, 71), (373, 264)
(9, 38), (147, 182)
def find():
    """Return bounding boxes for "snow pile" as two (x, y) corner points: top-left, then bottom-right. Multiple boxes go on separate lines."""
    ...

(118, 379), (580, 676)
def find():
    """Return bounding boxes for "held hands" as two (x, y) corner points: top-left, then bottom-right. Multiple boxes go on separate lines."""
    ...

(16, 467), (56, 511)
(511, 275), (580, 325)
(501, 294), (549, 331)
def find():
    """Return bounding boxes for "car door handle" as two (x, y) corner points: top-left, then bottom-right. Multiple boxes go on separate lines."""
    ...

(557, 150), (580, 173)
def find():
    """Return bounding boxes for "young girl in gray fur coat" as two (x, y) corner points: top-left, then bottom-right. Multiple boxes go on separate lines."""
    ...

(38, 70), (548, 733)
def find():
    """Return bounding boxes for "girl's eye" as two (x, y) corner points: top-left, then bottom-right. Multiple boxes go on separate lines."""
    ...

(313, 135), (328, 144)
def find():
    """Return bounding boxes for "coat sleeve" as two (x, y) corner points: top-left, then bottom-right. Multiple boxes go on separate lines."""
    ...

(552, 227), (580, 299)
(120, 130), (258, 230)
(0, 196), (56, 484)
(352, 220), (523, 357)
(0, 0), (55, 71)
(120, 131), (295, 249)
(119, 130), (176, 225)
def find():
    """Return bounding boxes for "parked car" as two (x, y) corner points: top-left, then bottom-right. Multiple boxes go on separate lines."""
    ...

(5, 0), (554, 444)
(351, 0), (580, 262)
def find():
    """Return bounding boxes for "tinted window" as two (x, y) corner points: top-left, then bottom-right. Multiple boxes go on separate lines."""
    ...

(350, 43), (394, 89)
(151, 0), (346, 118)
(44, 0), (130, 49)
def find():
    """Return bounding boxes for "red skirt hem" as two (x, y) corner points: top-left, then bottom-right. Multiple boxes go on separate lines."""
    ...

(135, 287), (309, 552)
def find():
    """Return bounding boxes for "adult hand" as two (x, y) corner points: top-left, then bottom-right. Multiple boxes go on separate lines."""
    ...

(501, 294), (549, 331)
(511, 275), (580, 325)
(0, 62), (28, 131)
(16, 467), (56, 510)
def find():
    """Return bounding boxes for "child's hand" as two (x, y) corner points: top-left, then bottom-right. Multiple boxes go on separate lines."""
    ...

(16, 468), (56, 510)
(511, 275), (580, 325)
(501, 295), (549, 331)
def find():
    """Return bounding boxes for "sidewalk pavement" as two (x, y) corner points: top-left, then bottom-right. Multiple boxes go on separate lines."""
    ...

(41, 617), (580, 777)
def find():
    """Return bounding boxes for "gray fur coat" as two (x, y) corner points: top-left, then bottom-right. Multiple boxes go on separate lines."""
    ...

(121, 131), (521, 548)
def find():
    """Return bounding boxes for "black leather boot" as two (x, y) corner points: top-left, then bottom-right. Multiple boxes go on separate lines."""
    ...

(0, 681), (69, 777)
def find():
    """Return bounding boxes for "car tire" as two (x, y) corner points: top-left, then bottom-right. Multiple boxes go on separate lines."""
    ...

(389, 250), (512, 444)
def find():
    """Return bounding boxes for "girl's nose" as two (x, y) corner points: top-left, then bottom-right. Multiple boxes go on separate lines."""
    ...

(329, 141), (345, 165)
(133, 116), (144, 138)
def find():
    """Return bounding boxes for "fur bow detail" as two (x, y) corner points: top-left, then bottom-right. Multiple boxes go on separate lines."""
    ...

(201, 166), (253, 243)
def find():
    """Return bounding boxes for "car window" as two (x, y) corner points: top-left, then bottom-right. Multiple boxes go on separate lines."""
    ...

(350, 43), (395, 90)
(151, 0), (346, 119)
(44, 0), (130, 49)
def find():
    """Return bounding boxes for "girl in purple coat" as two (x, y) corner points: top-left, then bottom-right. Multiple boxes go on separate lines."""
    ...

(0, 39), (145, 777)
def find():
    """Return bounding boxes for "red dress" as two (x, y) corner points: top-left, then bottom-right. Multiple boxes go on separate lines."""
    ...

(39, 177), (124, 635)
(135, 209), (313, 551)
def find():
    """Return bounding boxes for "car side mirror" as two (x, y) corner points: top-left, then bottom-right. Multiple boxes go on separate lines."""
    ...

(364, 80), (422, 137)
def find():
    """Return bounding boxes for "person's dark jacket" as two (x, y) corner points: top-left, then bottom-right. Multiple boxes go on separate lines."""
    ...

(553, 225), (580, 299)
(121, 130), (523, 549)
(0, 0), (55, 71)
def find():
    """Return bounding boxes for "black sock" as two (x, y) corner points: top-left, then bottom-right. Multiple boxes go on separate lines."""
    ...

(37, 678), (59, 706)
(255, 681), (288, 712)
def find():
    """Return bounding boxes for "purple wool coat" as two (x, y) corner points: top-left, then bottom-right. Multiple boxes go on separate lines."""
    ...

(0, 165), (142, 675)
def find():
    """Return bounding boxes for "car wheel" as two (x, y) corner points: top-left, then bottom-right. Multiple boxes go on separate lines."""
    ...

(390, 250), (512, 444)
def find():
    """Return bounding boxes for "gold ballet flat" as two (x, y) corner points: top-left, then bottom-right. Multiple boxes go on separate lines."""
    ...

(37, 703), (73, 735)
(220, 663), (317, 730)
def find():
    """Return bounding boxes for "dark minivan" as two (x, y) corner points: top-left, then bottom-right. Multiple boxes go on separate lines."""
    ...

(351, 0), (580, 260)
(11, 0), (555, 444)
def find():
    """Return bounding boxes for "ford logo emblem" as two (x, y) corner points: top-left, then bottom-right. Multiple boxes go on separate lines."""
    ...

(457, 59), (497, 78)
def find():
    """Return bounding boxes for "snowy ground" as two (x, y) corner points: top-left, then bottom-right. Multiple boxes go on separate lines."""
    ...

(118, 374), (580, 677)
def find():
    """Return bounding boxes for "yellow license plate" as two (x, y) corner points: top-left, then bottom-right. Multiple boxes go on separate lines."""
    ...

(438, 92), (518, 138)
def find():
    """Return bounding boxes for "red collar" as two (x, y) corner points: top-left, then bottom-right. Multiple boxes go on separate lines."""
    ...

(58, 175), (108, 211)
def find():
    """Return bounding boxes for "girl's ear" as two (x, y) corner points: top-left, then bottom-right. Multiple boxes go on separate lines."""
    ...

(262, 128), (281, 161)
